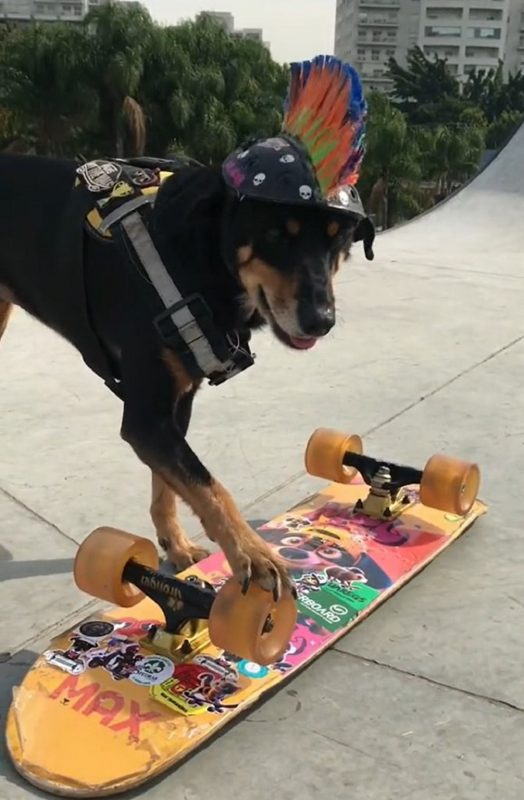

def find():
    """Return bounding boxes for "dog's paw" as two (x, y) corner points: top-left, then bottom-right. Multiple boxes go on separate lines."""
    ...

(160, 539), (210, 570)
(227, 532), (296, 601)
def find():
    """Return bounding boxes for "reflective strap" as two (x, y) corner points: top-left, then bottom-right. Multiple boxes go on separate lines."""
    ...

(120, 212), (231, 377)
(99, 195), (153, 234)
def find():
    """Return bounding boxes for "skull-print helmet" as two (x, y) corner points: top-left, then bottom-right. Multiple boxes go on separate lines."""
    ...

(221, 133), (367, 219)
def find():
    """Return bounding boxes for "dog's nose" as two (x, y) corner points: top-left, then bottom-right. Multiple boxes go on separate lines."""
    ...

(300, 304), (335, 337)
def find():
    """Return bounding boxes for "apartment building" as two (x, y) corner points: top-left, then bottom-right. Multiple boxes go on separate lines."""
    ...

(0, 0), (112, 24)
(335, 0), (524, 93)
(200, 10), (266, 45)
(421, 0), (524, 78)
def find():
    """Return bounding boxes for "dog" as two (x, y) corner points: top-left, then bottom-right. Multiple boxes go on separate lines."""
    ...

(0, 36), (379, 606)
(0, 143), (374, 600)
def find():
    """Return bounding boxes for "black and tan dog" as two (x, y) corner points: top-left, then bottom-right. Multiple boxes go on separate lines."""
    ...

(0, 58), (375, 600)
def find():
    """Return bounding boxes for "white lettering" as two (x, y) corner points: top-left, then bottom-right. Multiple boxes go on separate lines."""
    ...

(301, 595), (350, 624)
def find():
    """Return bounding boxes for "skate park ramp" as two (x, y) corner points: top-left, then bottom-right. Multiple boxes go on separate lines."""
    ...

(376, 119), (524, 271)
(1, 122), (524, 799)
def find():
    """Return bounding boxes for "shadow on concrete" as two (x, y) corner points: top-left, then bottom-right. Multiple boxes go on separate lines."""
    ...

(0, 558), (74, 582)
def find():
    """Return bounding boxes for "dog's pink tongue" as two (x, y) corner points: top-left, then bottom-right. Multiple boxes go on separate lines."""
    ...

(289, 336), (318, 350)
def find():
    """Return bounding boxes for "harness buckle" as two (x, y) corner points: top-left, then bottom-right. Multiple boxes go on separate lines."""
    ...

(153, 294), (255, 384)
(207, 347), (255, 386)
(153, 293), (212, 345)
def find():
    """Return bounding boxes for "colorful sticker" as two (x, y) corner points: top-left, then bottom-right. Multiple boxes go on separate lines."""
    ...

(326, 581), (380, 613)
(76, 621), (117, 640)
(129, 655), (174, 687)
(77, 160), (122, 193)
(110, 180), (134, 199)
(259, 527), (358, 576)
(44, 624), (144, 682)
(237, 660), (269, 679)
(152, 656), (242, 716)
(130, 167), (159, 187)
(298, 584), (357, 633)
(44, 650), (86, 676)
(272, 628), (318, 673)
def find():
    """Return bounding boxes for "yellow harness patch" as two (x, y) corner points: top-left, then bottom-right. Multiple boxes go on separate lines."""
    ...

(75, 160), (174, 240)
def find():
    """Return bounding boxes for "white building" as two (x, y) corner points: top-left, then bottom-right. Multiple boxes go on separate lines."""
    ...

(237, 27), (264, 43)
(335, 0), (524, 93)
(201, 10), (235, 33)
(199, 10), (267, 46)
(0, 0), (114, 24)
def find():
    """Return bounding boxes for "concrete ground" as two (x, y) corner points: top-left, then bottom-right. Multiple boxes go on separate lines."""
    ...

(1, 123), (524, 799)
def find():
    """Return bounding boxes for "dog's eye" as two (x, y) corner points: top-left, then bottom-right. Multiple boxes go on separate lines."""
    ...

(327, 221), (340, 238)
(286, 219), (301, 236)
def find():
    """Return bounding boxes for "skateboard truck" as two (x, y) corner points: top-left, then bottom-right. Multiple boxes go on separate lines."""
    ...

(73, 527), (298, 667)
(122, 561), (217, 661)
(305, 428), (480, 520)
(343, 452), (422, 520)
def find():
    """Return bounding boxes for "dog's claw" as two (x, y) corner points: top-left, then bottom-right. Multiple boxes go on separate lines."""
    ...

(228, 536), (295, 605)
(271, 567), (282, 603)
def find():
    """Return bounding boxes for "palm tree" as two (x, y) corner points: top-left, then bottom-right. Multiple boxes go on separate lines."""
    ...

(138, 25), (193, 156)
(359, 93), (424, 229)
(140, 16), (287, 164)
(83, 3), (154, 157)
(486, 109), (524, 149)
(0, 22), (97, 156)
(417, 123), (485, 200)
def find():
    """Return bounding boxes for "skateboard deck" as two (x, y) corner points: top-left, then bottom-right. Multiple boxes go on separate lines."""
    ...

(6, 478), (487, 797)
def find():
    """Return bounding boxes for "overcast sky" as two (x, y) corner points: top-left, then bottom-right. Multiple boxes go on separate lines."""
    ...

(141, 0), (337, 64)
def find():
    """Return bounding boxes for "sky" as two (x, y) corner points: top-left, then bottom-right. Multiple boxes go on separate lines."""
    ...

(141, 0), (337, 64)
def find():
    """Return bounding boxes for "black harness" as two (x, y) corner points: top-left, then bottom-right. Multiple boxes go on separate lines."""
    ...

(74, 157), (255, 399)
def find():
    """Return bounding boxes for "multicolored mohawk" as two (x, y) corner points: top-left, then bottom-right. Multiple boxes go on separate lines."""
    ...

(282, 55), (367, 197)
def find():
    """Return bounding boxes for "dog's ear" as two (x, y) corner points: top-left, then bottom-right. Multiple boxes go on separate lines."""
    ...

(153, 166), (226, 240)
(353, 216), (375, 261)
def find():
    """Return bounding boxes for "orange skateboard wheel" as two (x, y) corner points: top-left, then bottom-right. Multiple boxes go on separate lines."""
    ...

(305, 427), (363, 484)
(419, 454), (480, 515)
(74, 527), (160, 607)
(208, 579), (297, 665)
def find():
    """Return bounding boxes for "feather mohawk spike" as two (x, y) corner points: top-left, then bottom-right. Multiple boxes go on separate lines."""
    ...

(282, 55), (367, 196)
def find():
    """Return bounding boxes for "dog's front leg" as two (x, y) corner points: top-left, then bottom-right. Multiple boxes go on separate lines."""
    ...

(121, 404), (293, 598)
(150, 471), (210, 568)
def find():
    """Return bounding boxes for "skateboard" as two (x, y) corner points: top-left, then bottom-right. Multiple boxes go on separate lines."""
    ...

(6, 427), (487, 797)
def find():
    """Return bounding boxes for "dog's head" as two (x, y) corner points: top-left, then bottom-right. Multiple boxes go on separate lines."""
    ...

(152, 145), (374, 352)
(221, 135), (375, 350)
(223, 197), (372, 350)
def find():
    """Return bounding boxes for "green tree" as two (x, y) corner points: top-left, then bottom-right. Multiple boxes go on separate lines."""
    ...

(141, 16), (287, 163)
(0, 22), (97, 155)
(359, 92), (426, 228)
(416, 122), (485, 199)
(82, 2), (155, 156)
(387, 46), (467, 125)
(486, 109), (524, 149)
(463, 63), (524, 122)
